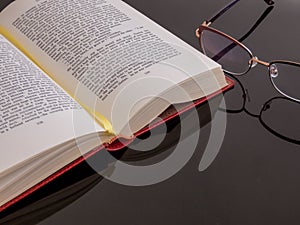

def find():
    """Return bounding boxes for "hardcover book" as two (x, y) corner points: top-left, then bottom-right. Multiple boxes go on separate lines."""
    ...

(0, 0), (233, 211)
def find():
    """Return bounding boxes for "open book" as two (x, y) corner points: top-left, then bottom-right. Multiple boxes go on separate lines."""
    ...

(0, 0), (232, 210)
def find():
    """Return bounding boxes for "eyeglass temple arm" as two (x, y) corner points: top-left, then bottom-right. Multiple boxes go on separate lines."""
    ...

(207, 0), (274, 24)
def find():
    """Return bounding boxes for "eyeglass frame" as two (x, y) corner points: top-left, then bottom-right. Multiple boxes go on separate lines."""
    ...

(195, 0), (300, 102)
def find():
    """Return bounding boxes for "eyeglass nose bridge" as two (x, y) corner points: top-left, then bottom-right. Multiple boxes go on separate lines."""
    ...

(249, 57), (270, 68)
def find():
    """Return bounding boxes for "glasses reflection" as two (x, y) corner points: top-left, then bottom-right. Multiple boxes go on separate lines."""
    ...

(221, 75), (300, 145)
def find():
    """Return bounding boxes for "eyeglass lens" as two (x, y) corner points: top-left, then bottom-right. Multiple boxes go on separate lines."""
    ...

(200, 29), (252, 75)
(269, 62), (300, 101)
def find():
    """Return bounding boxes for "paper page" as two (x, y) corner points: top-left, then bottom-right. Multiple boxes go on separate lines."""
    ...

(0, 0), (225, 135)
(0, 35), (104, 173)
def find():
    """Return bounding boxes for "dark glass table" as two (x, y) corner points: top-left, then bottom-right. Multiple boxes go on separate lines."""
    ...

(1, 0), (300, 224)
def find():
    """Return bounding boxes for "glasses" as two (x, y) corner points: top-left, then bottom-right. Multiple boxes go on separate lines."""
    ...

(196, 0), (300, 102)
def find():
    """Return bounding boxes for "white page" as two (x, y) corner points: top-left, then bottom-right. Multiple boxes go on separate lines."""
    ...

(0, 35), (104, 173)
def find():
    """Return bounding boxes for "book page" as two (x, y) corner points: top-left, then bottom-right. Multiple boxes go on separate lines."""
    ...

(0, 35), (104, 173)
(0, 0), (226, 135)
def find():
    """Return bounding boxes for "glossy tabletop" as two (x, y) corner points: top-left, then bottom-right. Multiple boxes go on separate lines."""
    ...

(1, 0), (300, 224)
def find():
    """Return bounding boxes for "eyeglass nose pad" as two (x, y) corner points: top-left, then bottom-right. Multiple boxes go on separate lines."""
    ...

(249, 56), (258, 68)
(269, 64), (279, 78)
